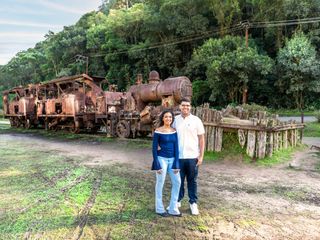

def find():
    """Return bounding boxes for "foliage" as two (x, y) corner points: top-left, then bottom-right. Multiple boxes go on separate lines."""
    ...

(188, 36), (273, 106)
(191, 80), (212, 106)
(276, 33), (320, 111)
(204, 132), (251, 163)
(240, 103), (268, 112)
(317, 111), (320, 123)
(1, 0), (320, 109)
(208, 0), (241, 36)
(270, 108), (319, 116)
(304, 122), (320, 137)
(255, 145), (306, 166)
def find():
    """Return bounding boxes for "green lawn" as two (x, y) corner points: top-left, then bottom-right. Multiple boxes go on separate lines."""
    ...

(0, 134), (212, 239)
(304, 122), (320, 137)
(0, 123), (318, 239)
(270, 108), (319, 116)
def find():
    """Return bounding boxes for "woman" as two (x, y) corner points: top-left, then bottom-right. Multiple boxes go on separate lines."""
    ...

(152, 109), (181, 217)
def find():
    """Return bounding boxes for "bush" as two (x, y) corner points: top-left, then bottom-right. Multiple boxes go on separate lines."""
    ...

(316, 111), (320, 123)
(241, 103), (268, 112)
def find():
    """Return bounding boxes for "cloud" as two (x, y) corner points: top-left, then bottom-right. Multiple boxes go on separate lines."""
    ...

(36, 0), (95, 14)
(0, 6), (52, 16)
(0, 19), (61, 29)
(0, 53), (17, 65)
(0, 32), (45, 39)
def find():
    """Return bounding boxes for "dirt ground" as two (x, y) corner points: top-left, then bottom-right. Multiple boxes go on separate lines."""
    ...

(2, 133), (320, 239)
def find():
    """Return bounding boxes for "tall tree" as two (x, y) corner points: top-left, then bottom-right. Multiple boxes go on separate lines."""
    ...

(188, 36), (273, 106)
(208, 0), (241, 36)
(277, 33), (320, 121)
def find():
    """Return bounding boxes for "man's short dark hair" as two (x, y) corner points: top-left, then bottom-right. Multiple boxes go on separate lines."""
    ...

(180, 98), (191, 104)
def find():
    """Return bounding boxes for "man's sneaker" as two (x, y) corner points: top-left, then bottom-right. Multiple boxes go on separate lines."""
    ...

(190, 203), (199, 215)
(166, 201), (181, 211)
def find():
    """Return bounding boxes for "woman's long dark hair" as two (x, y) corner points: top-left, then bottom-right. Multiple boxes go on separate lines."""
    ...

(158, 109), (174, 127)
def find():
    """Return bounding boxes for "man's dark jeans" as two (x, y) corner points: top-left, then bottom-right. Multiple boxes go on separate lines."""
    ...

(178, 158), (198, 204)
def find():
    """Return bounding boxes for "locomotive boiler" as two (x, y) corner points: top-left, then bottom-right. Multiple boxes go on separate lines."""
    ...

(119, 70), (192, 137)
(2, 71), (192, 138)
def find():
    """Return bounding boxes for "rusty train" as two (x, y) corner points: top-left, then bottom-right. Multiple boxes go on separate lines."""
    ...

(2, 71), (192, 138)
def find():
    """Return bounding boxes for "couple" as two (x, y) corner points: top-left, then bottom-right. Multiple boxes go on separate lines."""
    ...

(151, 98), (205, 217)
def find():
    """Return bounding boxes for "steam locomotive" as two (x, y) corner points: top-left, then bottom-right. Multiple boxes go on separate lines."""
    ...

(2, 71), (192, 138)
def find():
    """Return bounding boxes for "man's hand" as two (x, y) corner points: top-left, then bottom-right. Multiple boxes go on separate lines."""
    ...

(196, 156), (203, 166)
(156, 169), (162, 174)
(197, 134), (205, 166)
(173, 169), (180, 174)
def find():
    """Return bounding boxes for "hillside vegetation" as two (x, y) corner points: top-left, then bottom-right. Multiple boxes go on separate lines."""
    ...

(0, 0), (320, 109)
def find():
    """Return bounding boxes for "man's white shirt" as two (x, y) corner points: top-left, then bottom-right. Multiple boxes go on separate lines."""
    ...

(173, 114), (205, 159)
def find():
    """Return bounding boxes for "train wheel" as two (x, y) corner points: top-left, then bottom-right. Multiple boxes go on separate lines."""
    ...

(70, 120), (80, 134)
(116, 120), (131, 138)
(90, 126), (100, 134)
(9, 118), (17, 127)
(70, 124), (80, 133)
(24, 119), (31, 129)
(138, 131), (149, 138)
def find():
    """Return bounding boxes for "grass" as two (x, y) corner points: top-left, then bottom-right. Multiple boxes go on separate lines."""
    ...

(1, 120), (320, 238)
(2, 118), (311, 168)
(204, 131), (307, 167)
(204, 132), (251, 163)
(0, 138), (156, 239)
(270, 108), (318, 116)
(303, 122), (320, 137)
(0, 118), (154, 150)
(255, 145), (305, 166)
(0, 133), (219, 240)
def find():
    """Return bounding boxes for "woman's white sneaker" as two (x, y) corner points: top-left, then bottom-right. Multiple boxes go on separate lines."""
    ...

(190, 203), (199, 215)
(166, 201), (181, 211)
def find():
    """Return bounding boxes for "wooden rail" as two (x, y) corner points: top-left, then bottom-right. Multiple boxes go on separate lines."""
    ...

(192, 105), (304, 159)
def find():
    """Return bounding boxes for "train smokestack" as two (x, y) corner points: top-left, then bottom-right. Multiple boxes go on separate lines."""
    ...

(148, 70), (160, 84)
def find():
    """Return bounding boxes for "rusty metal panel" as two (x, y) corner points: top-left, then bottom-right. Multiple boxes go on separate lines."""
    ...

(96, 96), (106, 114)
(37, 102), (44, 115)
(157, 76), (192, 103)
(25, 97), (36, 114)
(18, 98), (26, 115)
(104, 92), (124, 105)
(126, 74), (192, 111)
(75, 93), (85, 114)
(18, 98), (34, 115)
(46, 99), (56, 115)
(9, 101), (19, 114)
(62, 94), (76, 115)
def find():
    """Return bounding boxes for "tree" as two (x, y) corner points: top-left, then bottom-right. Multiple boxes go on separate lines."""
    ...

(276, 33), (320, 121)
(188, 35), (273, 106)
(208, 0), (241, 36)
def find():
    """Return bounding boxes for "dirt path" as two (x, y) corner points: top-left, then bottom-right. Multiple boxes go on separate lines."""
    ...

(2, 133), (320, 239)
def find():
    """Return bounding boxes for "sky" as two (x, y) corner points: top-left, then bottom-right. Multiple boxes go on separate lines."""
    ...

(0, 0), (103, 65)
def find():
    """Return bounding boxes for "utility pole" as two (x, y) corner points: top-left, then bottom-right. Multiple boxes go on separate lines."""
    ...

(75, 54), (89, 75)
(245, 25), (249, 48)
(242, 22), (250, 105)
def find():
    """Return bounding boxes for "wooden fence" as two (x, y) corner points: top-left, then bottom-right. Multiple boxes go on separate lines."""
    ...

(192, 105), (304, 159)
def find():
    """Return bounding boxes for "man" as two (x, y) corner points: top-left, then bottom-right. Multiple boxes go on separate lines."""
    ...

(172, 98), (205, 215)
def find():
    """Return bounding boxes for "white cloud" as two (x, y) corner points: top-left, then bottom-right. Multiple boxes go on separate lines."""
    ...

(0, 53), (22, 65)
(0, 6), (52, 16)
(0, 32), (45, 39)
(0, 0), (102, 65)
(36, 0), (98, 14)
(0, 19), (61, 29)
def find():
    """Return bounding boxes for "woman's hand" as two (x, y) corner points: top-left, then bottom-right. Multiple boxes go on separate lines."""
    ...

(173, 169), (180, 174)
(156, 169), (163, 174)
